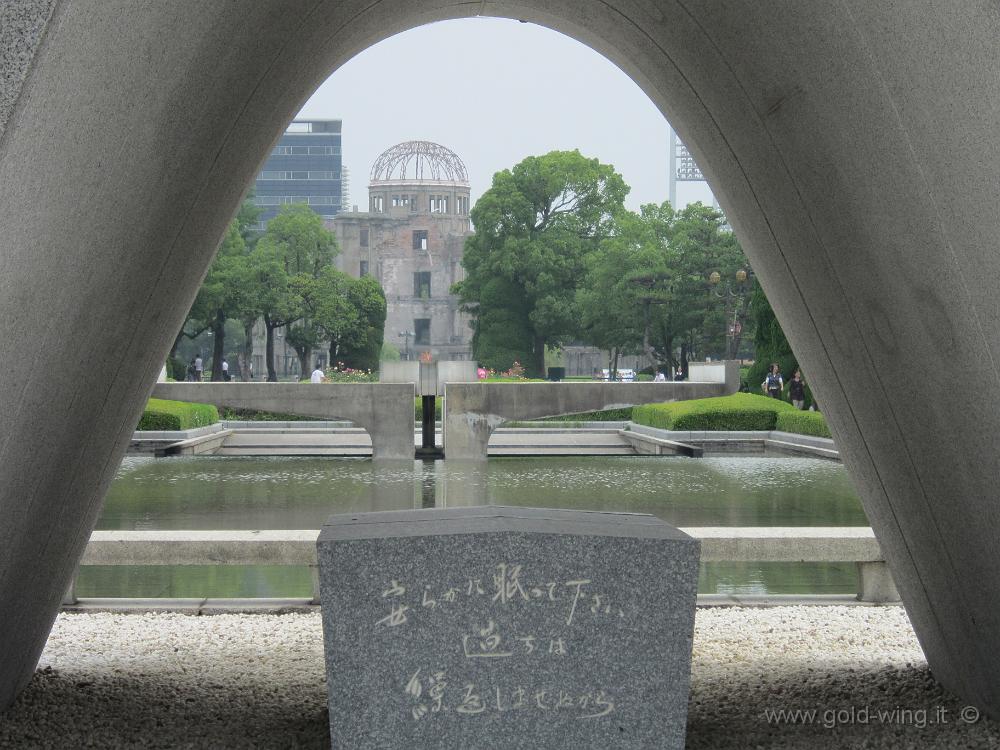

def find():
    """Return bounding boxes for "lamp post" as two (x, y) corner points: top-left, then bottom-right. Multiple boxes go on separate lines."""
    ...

(708, 267), (753, 360)
(398, 330), (414, 361)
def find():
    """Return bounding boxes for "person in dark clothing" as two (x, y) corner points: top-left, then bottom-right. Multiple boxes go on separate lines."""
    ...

(762, 363), (783, 399)
(789, 369), (806, 409)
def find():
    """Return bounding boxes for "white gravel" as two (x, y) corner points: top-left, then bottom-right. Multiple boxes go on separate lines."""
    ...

(0, 607), (996, 748)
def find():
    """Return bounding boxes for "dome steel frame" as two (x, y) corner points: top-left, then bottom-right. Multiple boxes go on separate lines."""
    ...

(370, 140), (469, 184)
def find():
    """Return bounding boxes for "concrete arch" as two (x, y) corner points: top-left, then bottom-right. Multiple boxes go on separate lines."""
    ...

(3, 0), (1000, 717)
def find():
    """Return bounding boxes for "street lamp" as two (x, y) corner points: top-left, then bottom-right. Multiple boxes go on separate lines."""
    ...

(398, 330), (414, 361)
(708, 267), (753, 360)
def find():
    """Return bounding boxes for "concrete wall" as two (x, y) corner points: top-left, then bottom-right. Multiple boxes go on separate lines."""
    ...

(150, 383), (414, 459)
(4, 0), (1000, 718)
(443, 378), (735, 459)
(380, 360), (478, 395)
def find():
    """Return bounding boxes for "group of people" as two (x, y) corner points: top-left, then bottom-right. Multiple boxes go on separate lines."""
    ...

(762, 363), (808, 409)
(185, 355), (240, 381)
(652, 367), (686, 382)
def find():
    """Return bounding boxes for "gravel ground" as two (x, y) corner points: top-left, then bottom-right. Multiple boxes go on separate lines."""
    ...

(0, 607), (996, 749)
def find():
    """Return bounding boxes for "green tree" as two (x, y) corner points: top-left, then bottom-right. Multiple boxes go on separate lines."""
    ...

(454, 150), (628, 376)
(746, 281), (809, 404)
(470, 277), (535, 371)
(336, 275), (387, 372)
(312, 267), (359, 367)
(574, 201), (750, 376)
(576, 206), (666, 377)
(173, 195), (261, 377)
(251, 204), (338, 380)
(655, 203), (746, 373)
(183, 220), (246, 380)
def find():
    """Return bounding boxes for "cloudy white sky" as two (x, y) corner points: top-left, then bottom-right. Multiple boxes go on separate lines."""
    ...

(297, 17), (715, 212)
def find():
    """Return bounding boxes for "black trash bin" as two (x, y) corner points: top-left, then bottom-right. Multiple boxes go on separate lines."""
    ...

(547, 367), (566, 382)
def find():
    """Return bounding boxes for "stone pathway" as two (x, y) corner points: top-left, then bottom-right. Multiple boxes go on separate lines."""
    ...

(0, 608), (996, 748)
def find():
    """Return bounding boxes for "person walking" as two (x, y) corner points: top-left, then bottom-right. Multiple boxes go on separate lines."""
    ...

(222, 359), (230, 381)
(789, 369), (806, 409)
(310, 362), (327, 383)
(194, 354), (203, 382)
(762, 363), (783, 399)
(653, 370), (666, 382)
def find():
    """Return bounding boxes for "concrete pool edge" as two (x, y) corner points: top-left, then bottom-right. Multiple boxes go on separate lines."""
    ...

(59, 593), (900, 615)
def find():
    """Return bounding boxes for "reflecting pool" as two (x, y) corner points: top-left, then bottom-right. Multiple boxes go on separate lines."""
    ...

(77, 455), (867, 598)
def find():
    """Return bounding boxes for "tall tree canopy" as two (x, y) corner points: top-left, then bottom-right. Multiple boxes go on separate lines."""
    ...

(175, 195), (260, 380)
(454, 150), (628, 376)
(577, 201), (750, 375)
(251, 204), (339, 380)
(335, 274), (387, 372)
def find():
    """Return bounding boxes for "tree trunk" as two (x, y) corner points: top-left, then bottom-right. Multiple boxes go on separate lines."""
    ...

(169, 327), (184, 360)
(533, 335), (546, 378)
(210, 309), (226, 380)
(238, 319), (254, 381)
(296, 347), (311, 380)
(611, 347), (620, 381)
(680, 340), (689, 379)
(264, 315), (277, 382)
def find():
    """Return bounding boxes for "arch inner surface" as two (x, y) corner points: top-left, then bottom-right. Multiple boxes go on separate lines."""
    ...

(1, 0), (999, 717)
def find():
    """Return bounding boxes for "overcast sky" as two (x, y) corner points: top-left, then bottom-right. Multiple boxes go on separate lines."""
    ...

(297, 18), (715, 212)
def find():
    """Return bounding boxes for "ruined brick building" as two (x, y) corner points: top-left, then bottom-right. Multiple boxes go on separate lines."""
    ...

(328, 141), (473, 361)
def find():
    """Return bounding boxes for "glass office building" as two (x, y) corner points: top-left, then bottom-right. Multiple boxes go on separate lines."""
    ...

(254, 119), (344, 227)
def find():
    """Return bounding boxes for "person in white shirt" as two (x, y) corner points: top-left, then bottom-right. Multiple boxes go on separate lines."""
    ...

(653, 370), (666, 382)
(310, 364), (326, 383)
(221, 360), (230, 381)
(194, 354), (203, 381)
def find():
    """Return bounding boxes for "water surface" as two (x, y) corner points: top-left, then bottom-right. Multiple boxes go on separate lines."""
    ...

(77, 455), (867, 597)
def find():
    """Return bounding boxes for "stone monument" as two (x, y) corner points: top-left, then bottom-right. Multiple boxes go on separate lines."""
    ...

(317, 506), (700, 748)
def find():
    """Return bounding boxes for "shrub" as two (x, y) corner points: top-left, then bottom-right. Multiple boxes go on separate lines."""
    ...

(166, 356), (188, 381)
(324, 365), (378, 383)
(775, 410), (832, 438)
(137, 398), (219, 431)
(632, 393), (794, 431)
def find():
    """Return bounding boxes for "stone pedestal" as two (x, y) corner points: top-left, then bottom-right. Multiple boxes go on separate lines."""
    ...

(317, 506), (700, 749)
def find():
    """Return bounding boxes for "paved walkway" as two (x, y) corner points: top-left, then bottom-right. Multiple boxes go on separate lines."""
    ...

(1, 608), (996, 748)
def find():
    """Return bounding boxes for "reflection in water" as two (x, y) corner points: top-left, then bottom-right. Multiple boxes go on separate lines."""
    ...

(78, 455), (868, 598)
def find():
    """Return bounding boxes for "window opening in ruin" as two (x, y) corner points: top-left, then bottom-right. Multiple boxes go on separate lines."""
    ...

(360, 260), (369, 277)
(414, 271), (431, 298)
(413, 230), (428, 250)
(414, 318), (431, 345)
(360, 228), (369, 247)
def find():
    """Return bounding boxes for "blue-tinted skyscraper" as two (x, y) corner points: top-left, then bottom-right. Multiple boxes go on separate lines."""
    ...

(254, 119), (343, 227)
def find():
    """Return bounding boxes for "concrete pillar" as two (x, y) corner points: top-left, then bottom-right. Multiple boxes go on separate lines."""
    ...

(3, 0), (1000, 718)
(856, 562), (901, 604)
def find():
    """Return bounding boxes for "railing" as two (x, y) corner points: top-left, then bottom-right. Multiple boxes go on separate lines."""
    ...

(65, 527), (899, 606)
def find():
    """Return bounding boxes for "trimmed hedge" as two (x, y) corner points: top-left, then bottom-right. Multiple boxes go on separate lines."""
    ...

(138, 398), (219, 431)
(539, 408), (634, 422)
(775, 410), (832, 438)
(632, 393), (794, 431)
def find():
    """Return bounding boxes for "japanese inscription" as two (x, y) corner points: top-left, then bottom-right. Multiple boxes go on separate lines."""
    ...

(374, 562), (630, 722)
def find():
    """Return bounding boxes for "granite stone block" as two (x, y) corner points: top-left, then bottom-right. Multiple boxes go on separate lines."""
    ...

(317, 506), (700, 749)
